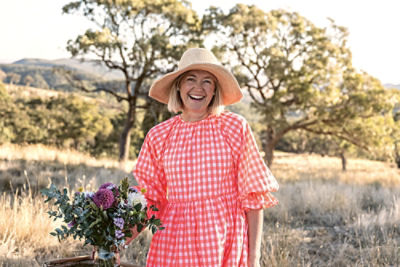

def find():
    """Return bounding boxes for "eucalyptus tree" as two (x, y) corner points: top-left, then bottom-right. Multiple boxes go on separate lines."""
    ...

(63, 0), (202, 161)
(206, 4), (395, 166)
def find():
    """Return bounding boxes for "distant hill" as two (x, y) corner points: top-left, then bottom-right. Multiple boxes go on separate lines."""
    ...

(0, 62), (98, 91)
(0, 58), (125, 91)
(384, 83), (400, 90)
(13, 58), (124, 80)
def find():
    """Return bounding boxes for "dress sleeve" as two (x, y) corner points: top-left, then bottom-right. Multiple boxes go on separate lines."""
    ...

(237, 120), (279, 211)
(133, 133), (167, 218)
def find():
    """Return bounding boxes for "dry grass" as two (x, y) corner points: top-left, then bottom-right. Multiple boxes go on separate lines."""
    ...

(0, 144), (136, 202)
(0, 143), (135, 172)
(0, 184), (84, 266)
(1, 144), (400, 266)
(273, 151), (400, 186)
(262, 180), (400, 266)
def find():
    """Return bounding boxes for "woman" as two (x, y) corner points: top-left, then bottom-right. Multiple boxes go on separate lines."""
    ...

(131, 48), (279, 267)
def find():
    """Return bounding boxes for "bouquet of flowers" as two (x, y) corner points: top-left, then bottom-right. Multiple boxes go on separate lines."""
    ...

(41, 177), (163, 266)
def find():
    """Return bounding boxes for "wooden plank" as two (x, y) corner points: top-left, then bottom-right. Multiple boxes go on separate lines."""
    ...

(43, 255), (142, 267)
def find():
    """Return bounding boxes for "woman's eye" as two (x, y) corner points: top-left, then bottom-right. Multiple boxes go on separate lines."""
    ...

(204, 80), (212, 84)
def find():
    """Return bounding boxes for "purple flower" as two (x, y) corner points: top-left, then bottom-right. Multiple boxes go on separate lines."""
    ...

(99, 183), (119, 197)
(115, 229), (125, 239)
(84, 192), (94, 199)
(92, 189), (115, 209)
(129, 186), (138, 193)
(68, 220), (76, 228)
(99, 183), (115, 190)
(114, 217), (124, 229)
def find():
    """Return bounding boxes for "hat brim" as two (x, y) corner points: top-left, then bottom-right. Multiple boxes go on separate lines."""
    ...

(149, 63), (243, 106)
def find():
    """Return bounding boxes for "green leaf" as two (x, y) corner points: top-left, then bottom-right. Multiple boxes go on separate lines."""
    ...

(134, 203), (142, 211)
(137, 224), (144, 233)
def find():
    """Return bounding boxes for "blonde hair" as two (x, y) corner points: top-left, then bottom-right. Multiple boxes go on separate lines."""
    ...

(167, 71), (224, 115)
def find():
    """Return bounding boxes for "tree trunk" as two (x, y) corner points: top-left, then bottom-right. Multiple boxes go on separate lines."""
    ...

(262, 126), (275, 167)
(340, 151), (347, 171)
(119, 102), (136, 162)
(394, 141), (400, 169)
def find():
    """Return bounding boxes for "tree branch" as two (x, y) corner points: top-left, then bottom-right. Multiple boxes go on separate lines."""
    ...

(57, 68), (128, 102)
(303, 126), (370, 151)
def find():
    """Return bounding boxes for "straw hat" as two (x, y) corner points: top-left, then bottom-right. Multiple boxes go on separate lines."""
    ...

(149, 48), (243, 106)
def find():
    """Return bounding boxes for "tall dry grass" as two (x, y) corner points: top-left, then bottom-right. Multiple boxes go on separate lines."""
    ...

(0, 182), (83, 266)
(0, 144), (135, 194)
(1, 144), (400, 266)
(272, 151), (400, 186)
(0, 143), (135, 171)
(262, 180), (400, 266)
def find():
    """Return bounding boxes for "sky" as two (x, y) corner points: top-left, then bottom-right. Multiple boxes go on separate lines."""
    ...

(0, 0), (399, 84)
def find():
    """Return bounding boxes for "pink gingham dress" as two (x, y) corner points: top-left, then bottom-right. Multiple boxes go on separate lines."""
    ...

(133, 111), (278, 267)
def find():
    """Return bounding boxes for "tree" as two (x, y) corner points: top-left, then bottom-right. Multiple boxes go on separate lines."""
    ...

(392, 105), (400, 168)
(206, 5), (395, 166)
(23, 75), (34, 87)
(62, 0), (202, 161)
(0, 70), (6, 82)
(7, 73), (21, 85)
(0, 82), (14, 144)
(42, 95), (114, 151)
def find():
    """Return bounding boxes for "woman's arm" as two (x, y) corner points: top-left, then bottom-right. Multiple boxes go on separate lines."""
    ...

(246, 208), (264, 267)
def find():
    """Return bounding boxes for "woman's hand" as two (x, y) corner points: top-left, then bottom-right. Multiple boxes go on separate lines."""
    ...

(248, 254), (261, 267)
(125, 225), (142, 246)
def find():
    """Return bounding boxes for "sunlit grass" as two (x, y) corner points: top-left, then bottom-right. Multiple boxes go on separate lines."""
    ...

(273, 151), (400, 186)
(1, 144), (399, 266)
(0, 182), (85, 266)
(0, 143), (135, 172)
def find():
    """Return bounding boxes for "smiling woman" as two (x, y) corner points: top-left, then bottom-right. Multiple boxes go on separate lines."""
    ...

(178, 70), (216, 117)
(167, 70), (223, 121)
(128, 48), (279, 267)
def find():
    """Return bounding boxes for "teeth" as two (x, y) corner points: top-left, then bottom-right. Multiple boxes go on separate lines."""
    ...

(189, 95), (205, 100)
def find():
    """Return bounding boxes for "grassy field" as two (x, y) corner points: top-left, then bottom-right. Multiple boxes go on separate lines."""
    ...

(0, 143), (399, 266)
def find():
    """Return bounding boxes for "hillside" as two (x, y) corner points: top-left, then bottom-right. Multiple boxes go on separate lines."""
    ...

(384, 83), (400, 90)
(4, 83), (126, 113)
(0, 58), (125, 92)
(0, 62), (99, 91)
(14, 58), (123, 80)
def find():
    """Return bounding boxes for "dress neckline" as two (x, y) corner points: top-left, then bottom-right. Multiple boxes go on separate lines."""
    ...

(177, 113), (217, 125)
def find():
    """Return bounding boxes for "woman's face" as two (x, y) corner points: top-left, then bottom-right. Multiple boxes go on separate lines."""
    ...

(179, 70), (216, 115)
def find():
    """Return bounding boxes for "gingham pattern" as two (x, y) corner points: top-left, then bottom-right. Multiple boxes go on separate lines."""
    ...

(133, 111), (278, 267)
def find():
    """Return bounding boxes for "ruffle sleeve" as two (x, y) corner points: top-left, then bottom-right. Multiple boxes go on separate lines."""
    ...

(133, 133), (167, 218)
(237, 120), (279, 211)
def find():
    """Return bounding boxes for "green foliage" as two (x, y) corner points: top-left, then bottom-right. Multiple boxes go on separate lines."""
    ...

(141, 99), (173, 137)
(0, 93), (125, 156)
(62, 0), (203, 161)
(0, 83), (15, 144)
(40, 179), (163, 250)
(207, 5), (397, 165)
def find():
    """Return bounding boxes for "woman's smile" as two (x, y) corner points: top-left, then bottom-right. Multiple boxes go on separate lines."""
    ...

(179, 70), (216, 121)
(188, 94), (206, 101)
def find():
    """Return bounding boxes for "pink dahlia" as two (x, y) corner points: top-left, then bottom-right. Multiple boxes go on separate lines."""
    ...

(99, 183), (119, 197)
(99, 183), (115, 190)
(92, 189), (115, 209)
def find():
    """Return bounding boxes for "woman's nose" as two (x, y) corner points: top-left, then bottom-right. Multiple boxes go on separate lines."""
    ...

(193, 81), (204, 90)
